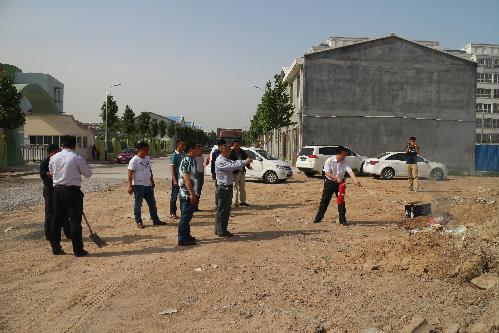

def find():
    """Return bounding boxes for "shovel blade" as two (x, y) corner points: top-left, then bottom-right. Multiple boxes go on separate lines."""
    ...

(89, 233), (107, 248)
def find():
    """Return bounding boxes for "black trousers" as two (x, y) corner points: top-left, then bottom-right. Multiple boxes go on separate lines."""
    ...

(215, 185), (233, 235)
(43, 185), (70, 240)
(50, 186), (84, 254)
(314, 178), (347, 223)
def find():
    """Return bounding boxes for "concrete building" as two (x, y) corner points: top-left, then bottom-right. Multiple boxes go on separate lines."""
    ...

(271, 35), (477, 171)
(456, 43), (499, 145)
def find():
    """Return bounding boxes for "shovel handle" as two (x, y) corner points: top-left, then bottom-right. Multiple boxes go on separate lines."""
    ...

(82, 212), (94, 235)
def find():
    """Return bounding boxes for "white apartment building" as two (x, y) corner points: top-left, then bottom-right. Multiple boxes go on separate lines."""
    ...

(460, 43), (499, 145)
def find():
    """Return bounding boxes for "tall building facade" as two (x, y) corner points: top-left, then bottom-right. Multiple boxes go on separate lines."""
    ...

(461, 43), (499, 145)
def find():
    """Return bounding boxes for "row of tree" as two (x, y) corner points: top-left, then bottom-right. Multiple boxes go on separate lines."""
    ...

(99, 95), (213, 146)
(0, 71), (25, 130)
(243, 74), (295, 144)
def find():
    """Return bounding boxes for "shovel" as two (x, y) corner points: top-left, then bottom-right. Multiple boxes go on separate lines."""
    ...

(359, 184), (376, 196)
(82, 212), (107, 247)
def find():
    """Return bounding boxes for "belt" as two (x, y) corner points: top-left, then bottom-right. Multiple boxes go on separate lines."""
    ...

(54, 185), (81, 189)
(217, 184), (233, 189)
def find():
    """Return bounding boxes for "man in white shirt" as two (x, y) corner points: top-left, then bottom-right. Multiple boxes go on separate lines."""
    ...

(128, 142), (166, 229)
(313, 146), (361, 226)
(49, 135), (92, 257)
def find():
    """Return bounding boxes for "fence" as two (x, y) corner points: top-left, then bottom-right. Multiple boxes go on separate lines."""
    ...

(21, 144), (47, 162)
(475, 144), (499, 171)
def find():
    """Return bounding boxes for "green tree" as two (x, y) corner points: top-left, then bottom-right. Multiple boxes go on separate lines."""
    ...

(100, 94), (120, 134)
(136, 111), (151, 139)
(158, 120), (167, 138)
(121, 105), (135, 141)
(0, 71), (25, 129)
(167, 122), (176, 138)
(207, 131), (217, 144)
(149, 118), (159, 139)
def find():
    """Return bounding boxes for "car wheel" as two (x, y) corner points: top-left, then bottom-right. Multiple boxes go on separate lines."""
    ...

(430, 168), (444, 181)
(359, 162), (365, 176)
(304, 170), (316, 178)
(263, 171), (278, 184)
(380, 167), (395, 180)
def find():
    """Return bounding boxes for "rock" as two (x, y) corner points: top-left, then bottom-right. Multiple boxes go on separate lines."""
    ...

(194, 267), (203, 272)
(400, 316), (430, 333)
(159, 308), (177, 315)
(211, 264), (219, 269)
(3, 226), (15, 233)
(470, 273), (499, 290)
(361, 328), (385, 333)
(443, 323), (460, 333)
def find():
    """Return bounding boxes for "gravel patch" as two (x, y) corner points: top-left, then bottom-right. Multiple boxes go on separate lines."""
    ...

(0, 178), (125, 213)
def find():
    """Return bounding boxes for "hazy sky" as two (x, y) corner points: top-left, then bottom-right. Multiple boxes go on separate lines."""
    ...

(1, 0), (498, 131)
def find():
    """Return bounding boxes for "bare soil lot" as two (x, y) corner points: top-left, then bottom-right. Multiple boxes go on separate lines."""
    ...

(0, 174), (498, 332)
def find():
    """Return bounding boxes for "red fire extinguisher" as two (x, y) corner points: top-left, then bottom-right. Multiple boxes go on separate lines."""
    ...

(336, 181), (346, 205)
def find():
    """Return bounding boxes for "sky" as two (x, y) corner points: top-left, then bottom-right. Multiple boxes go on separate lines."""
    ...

(1, 0), (498, 131)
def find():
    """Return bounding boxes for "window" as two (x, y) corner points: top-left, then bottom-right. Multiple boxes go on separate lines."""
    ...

(83, 136), (88, 149)
(477, 88), (491, 98)
(476, 133), (482, 142)
(386, 153), (406, 161)
(43, 136), (52, 144)
(493, 119), (499, 128)
(296, 75), (300, 99)
(476, 118), (483, 128)
(29, 136), (36, 145)
(484, 118), (492, 128)
(319, 147), (337, 155)
(244, 150), (257, 159)
(53, 87), (62, 103)
(494, 104), (499, 113)
(494, 74), (499, 83)
(478, 73), (492, 83)
(476, 103), (483, 112)
(76, 136), (82, 148)
(52, 136), (59, 146)
(494, 89), (499, 99)
(298, 148), (314, 156)
(484, 104), (492, 113)
(416, 156), (427, 163)
(478, 57), (496, 67)
(492, 134), (499, 143)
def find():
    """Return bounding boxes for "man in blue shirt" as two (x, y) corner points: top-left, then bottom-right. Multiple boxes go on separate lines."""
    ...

(405, 136), (421, 192)
(169, 139), (185, 219)
(178, 143), (202, 246)
(214, 144), (252, 237)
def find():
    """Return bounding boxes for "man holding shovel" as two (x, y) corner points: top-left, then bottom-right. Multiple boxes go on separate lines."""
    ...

(49, 135), (92, 257)
(313, 146), (361, 226)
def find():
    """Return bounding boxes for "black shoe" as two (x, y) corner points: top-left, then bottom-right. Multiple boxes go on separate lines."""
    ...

(189, 236), (197, 241)
(74, 250), (89, 257)
(313, 218), (322, 223)
(153, 221), (167, 226)
(52, 248), (65, 255)
(178, 239), (196, 246)
(240, 203), (250, 207)
(219, 232), (234, 238)
(339, 221), (349, 226)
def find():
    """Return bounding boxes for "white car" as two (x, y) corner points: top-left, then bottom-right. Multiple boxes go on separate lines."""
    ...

(296, 145), (367, 177)
(205, 147), (293, 184)
(362, 152), (448, 180)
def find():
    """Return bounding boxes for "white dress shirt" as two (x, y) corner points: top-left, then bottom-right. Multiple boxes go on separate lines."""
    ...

(215, 155), (246, 186)
(323, 155), (352, 181)
(49, 149), (92, 186)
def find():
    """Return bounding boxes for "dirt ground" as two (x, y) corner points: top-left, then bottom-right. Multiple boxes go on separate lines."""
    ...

(0, 174), (498, 332)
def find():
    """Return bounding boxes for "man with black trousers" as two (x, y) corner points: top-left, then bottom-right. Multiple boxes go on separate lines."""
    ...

(49, 135), (92, 257)
(313, 146), (361, 226)
(40, 144), (70, 240)
(229, 140), (249, 207)
(209, 138), (226, 206)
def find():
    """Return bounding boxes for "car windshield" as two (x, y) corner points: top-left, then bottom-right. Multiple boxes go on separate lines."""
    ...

(375, 152), (390, 159)
(255, 149), (277, 160)
(299, 148), (314, 156)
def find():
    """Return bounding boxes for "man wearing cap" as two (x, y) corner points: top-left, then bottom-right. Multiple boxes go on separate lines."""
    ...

(49, 135), (92, 257)
(39, 144), (70, 240)
(214, 144), (252, 237)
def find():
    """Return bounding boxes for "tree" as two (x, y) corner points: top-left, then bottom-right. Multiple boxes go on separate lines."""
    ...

(121, 105), (135, 141)
(166, 122), (176, 138)
(0, 71), (25, 129)
(207, 131), (217, 144)
(158, 120), (167, 138)
(149, 118), (159, 139)
(136, 111), (151, 139)
(100, 94), (120, 134)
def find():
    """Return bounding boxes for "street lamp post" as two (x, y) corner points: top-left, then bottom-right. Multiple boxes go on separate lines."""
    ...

(104, 83), (122, 161)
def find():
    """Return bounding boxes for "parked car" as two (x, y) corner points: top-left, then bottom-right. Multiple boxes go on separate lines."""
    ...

(296, 145), (367, 177)
(362, 152), (448, 180)
(116, 148), (137, 164)
(205, 147), (293, 184)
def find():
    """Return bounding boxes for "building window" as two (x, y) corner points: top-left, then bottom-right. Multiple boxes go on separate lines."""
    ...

(484, 118), (492, 128)
(492, 134), (499, 143)
(478, 73), (493, 83)
(493, 119), (499, 128)
(83, 136), (88, 149)
(53, 87), (62, 103)
(476, 103), (483, 112)
(476, 118), (483, 128)
(477, 57), (497, 67)
(476, 133), (482, 143)
(76, 136), (82, 148)
(494, 89), (499, 99)
(296, 75), (300, 99)
(493, 103), (499, 113)
(477, 88), (491, 98)
(494, 74), (499, 83)
(484, 104), (492, 113)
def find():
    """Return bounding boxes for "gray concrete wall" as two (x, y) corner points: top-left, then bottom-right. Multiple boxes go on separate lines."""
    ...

(303, 37), (477, 171)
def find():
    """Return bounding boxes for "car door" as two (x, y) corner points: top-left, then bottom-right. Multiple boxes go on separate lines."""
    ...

(318, 147), (336, 173)
(417, 156), (432, 178)
(345, 148), (360, 171)
(385, 153), (407, 177)
(245, 149), (264, 178)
